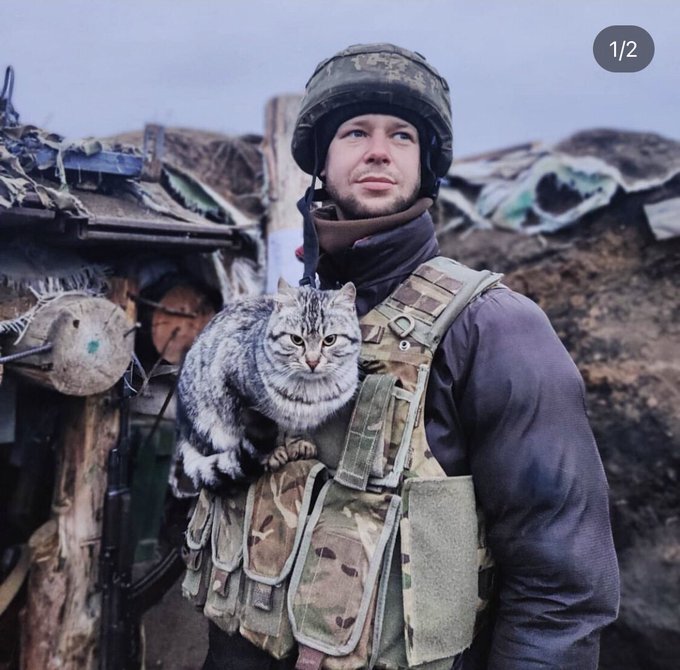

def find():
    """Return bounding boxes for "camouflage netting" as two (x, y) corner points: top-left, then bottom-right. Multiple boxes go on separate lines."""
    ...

(110, 128), (265, 219)
(0, 125), (91, 214)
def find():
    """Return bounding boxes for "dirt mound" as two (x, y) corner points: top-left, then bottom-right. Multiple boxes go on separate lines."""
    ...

(438, 176), (680, 670)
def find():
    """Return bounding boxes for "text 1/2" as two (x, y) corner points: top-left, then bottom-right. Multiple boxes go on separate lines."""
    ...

(610, 40), (638, 62)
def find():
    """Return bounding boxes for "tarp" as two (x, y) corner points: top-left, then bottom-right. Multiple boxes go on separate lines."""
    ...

(440, 128), (680, 236)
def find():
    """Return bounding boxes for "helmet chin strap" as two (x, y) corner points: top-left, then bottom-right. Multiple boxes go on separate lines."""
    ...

(420, 131), (442, 200)
(299, 129), (323, 287)
(297, 181), (320, 287)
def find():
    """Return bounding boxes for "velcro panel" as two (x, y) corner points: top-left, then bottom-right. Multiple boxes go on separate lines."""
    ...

(288, 480), (401, 657)
(401, 476), (478, 666)
(413, 264), (464, 296)
(390, 276), (450, 320)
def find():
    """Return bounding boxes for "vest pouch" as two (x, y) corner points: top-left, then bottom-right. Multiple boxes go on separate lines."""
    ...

(203, 489), (248, 634)
(181, 488), (215, 608)
(288, 480), (401, 668)
(239, 460), (327, 660)
(348, 369), (429, 490)
(334, 372), (423, 491)
(400, 476), (478, 667)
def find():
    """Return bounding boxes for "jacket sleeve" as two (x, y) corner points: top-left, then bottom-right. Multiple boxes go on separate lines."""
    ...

(437, 288), (620, 670)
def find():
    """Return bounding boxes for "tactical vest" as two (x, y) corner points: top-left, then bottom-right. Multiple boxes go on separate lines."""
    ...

(182, 256), (503, 670)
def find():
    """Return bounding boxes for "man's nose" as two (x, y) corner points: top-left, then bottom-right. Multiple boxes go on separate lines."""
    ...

(364, 132), (390, 163)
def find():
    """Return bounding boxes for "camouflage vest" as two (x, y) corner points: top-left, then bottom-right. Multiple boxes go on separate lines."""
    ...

(182, 256), (503, 669)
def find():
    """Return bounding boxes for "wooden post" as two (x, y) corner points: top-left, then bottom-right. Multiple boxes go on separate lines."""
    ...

(4, 295), (133, 396)
(20, 393), (120, 670)
(262, 94), (310, 292)
(19, 281), (137, 669)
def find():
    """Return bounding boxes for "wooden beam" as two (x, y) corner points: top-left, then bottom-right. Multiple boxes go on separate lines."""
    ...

(262, 95), (309, 292)
(19, 285), (138, 669)
(20, 392), (120, 670)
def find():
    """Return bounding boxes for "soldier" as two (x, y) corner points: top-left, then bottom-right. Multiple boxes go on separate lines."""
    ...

(198, 43), (619, 669)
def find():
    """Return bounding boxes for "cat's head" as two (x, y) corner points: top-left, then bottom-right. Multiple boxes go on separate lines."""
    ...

(265, 280), (361, 378)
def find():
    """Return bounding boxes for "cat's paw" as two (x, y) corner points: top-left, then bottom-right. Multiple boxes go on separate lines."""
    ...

(264, 445), (290, 472)
(261, 434), (318, 472)
(283, 434), (317, 461)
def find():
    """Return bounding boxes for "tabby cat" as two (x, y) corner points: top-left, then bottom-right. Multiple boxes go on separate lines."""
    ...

(176, 280), (360, 490)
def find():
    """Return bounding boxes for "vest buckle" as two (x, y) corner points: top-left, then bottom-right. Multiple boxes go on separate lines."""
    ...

(387, 314), (415, 338)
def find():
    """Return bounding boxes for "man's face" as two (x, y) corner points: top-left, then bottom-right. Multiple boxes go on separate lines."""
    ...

(323, 114), (421, 220)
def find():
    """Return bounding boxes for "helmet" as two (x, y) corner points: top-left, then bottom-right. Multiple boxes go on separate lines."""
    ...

(292, 43), (453, 183)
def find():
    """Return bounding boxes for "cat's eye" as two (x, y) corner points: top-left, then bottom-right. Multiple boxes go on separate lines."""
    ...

(290, 334), (304, 346)
(322, 335), (337, 346)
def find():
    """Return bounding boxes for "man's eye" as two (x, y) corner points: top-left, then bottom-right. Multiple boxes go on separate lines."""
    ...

(290, 334), (304, 346)
(344, 129), (365, 138)
(394, 131), (415, 142)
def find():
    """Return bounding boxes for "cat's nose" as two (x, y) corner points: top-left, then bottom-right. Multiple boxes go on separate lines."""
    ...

(306, 357), (320, 371)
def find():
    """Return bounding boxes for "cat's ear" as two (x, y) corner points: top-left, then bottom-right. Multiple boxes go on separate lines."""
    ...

(332, 282), (356, 307)
(274, 277), (297, 311)
(277, 277), (293, 292)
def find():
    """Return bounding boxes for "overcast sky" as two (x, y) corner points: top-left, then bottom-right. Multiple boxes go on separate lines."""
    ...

(3, 0), (678, 157)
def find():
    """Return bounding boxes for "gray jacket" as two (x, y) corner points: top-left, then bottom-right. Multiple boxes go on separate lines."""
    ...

(317, 210), (620, 670)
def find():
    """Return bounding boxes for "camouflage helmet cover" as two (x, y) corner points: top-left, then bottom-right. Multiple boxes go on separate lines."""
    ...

(292, 43), (453, 178)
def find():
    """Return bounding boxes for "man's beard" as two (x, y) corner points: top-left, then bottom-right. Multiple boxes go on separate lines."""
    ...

(324, 180), (420, 220)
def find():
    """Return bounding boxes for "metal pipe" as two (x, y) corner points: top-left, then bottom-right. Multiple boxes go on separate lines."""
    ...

(0, 342), (53, 364)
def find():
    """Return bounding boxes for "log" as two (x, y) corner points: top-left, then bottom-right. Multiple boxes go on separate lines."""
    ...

(20, 393), (120, 670)
(149, 284), (215, 365)
(4, 295), (133, 396)
(262, 94), (310, 292)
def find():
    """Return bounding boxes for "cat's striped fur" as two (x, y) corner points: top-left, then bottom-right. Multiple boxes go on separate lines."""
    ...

(176, 281), (360, 490)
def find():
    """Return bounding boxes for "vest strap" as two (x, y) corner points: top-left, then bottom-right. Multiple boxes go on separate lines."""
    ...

(375, 256), (504, 351)
(335, 373), (396, 491)
(295, 645), (326, 670)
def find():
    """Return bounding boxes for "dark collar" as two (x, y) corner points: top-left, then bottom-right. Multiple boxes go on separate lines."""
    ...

(317, 209), (439, 316)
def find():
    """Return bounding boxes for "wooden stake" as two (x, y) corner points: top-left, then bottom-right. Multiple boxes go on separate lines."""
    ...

(20, 393), (120, 670)
(20, 280), (137, 669)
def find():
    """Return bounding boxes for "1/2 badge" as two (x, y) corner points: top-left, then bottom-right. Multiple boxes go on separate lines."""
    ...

(593, 25), (654, 73)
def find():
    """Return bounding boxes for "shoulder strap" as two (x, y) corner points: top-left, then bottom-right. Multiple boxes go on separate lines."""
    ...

(374, 256), (503, 351)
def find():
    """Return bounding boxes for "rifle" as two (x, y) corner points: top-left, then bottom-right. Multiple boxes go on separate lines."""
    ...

(99, 371), (136, 670)
(98, 370), (185, 670)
